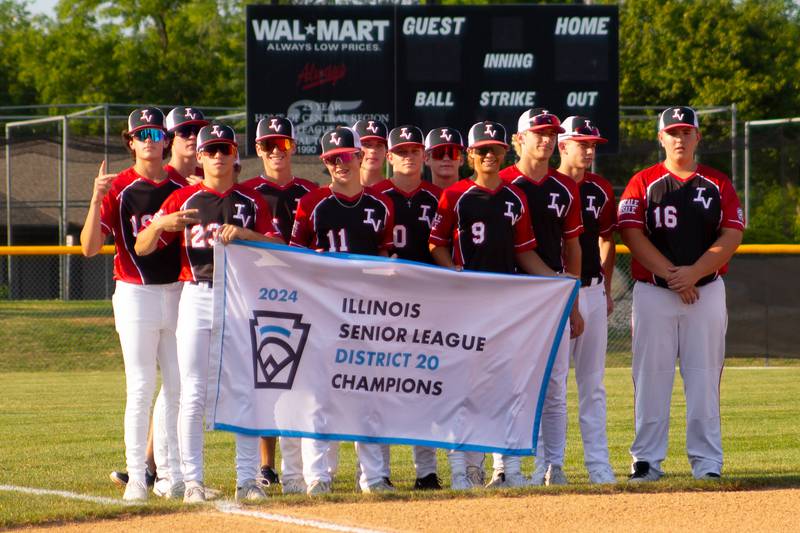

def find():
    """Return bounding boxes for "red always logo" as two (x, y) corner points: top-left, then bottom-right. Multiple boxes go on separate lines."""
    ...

(296, 63), (347, 90)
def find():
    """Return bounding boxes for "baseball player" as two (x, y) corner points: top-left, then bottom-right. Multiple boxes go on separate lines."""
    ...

(557, 116), (618, 484)
(429, 120), (557, 489)
(424, 127), (465, 190)
(80, 107), (184, 501)
(353, 119), (388, 187)
(373, 125), (443, 490)
(240, 115), (318, 493)
(618, 106), (743, 482)
(290, 126), (395, 495)
(492, 108), (584, 488)
(135, 123), (283, 503)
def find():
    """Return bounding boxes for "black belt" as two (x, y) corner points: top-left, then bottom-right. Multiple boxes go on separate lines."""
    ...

(188, 280), (213, 288)
(581, 275), (603, 288)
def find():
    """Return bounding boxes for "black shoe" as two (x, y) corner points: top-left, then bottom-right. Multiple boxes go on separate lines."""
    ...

(628, 461), (659, 482)
(383, 477), (394, 487)
(260, 465), (280, 487)
(110, 471), (128, 487)
(699, 472), (721, 480)
(413, 473), (442, 490)
(146, 469), (156, 488)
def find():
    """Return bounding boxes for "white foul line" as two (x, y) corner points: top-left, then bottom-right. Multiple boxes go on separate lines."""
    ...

(216, 502), (389, 533)
(0, 484), (134, 506)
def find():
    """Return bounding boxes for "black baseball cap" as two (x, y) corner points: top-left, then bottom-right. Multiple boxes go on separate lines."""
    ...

(388, 125), (424, 151)
(424, 127), (464, 151)
(352, 119), (388, 143)
(517, 108), (565, 134)
(467, 121), (509, 149)
(320, 126), (361, 158)
(256, 116), (295, 142)
(658, 106), (699, 132)
(197, 123), (238, 151)
(558, 116), (608, 144)
(165, 107), (209, 132)
(127, 107), (165, 134)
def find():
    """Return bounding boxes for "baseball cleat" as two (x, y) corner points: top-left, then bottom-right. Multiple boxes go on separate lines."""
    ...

(485, 471), (507, 489)
(183, 481), (206, 503)
(109, 471), (128, 487)
(363, 479), (396, 493)
(258, 465), (280, 487)
(281, 477), (307, 495)
(627, 461), (661, 483)
(153, 478), (185, 499)
(306, 480), (332, 496)
(504, 471), (531, 488)
(698, 472), (722, 481)
(413, 473), (442, 490)
(545, 465), (568, 486)
(466, 465), (485, 487)
(450, 472), (473, 490)
(588, 465), (617, 485)
(235, 479), (268, 502)
(122, 480), (148, 502)
(530, 464), (547, 486)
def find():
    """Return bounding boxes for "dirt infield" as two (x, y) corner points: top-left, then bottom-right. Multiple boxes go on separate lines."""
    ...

(23, 489), (800, 532)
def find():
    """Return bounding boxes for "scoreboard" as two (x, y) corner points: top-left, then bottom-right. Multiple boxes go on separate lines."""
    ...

(246, 4), (618, 155)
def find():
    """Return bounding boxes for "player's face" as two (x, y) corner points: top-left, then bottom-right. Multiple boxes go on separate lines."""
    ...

(659, 127), (700, 160)
(559, 139), (596, 170)
(130, 128), (166, 162)
(197, 143), (236, 177)
(388, 146), (424, 176)
(171, 126), (199, 159)
(425, 145), (463, 178)
(361, 139), (387, 171)
(256, 138), (295, 173)
(324, 151), (363, 186)
(519, 129), (558, 161)
(470, 145), (506, 174)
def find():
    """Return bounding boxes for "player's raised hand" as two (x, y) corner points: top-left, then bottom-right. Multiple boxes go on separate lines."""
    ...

(91, 160), (117, 202)
(155, 209), (200, 232)
(666, 265), (700, 293)
(185, 174), (203, 186)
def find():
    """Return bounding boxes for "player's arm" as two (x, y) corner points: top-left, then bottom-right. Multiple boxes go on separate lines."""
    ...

(428, 191), (461, 270)
(620, 228), (673, 279)
(562, 236), (582, 277)
(429, 244), (460, 270)
(217, 226), (283, 245)
(515, 249), (556, 277)
(665, 228), (742, 292)
(135, 205), (200, 256)
(599, 233), (616, 315)
(561, 182), (584, 277)
(80, 161), (116, 257)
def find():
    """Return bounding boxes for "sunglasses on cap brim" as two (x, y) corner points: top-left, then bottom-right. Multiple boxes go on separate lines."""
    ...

(132, 128), (165, 142)
(200, 143), (234, 156)
(321, 151), (360, 165)
(258, 138), (294, 152)
(528, 114), (561, 128)
(429, 145), (462, 160)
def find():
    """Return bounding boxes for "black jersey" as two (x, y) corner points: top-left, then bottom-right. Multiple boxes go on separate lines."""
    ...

(290, 186), (394, 256)
(576, 172), (617, 285)
(156, 183), (279, 282)
(499, 165), (584, 273)
(100, 167), (186, 284)
(429, 179), (536, 274)
(373, 179), (441, 264)
(239, 175), (318, 244)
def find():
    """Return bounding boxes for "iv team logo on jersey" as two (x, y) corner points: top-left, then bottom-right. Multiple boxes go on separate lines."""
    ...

(250, 310), (310, 390)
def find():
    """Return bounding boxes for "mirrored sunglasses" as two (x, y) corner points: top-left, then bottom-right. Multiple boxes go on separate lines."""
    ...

(260, 138), (294, 152)
(321, 151), (359, 166)
(133, 128), (165, 142)
(201, 143), (234, 156)
(429, 145), (462, 160)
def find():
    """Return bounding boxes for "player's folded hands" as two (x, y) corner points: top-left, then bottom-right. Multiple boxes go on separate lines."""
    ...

(666, 265), (700, 293)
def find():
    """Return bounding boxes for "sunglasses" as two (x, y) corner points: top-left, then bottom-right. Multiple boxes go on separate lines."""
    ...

(473, 145), (505, 157)
(174, 125), (201, 138)
(201, 143), (234, 156)
(571, 125), (601, 137)
(133, 128), (165, 142)
(259, 138), (294, 152)
(529, 114), (561, 127)
(429, 145), (462, 160)
(321, 151), (360, 166)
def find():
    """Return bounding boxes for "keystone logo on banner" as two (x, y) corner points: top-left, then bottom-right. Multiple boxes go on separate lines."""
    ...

(250, 311), (310, 390)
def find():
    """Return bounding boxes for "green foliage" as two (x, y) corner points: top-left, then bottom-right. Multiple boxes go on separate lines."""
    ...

(743, 182), (800, 243)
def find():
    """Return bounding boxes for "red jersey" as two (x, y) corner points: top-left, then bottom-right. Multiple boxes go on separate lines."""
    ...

(155, 183), (280, 282)
(372, 179), (442, 264)
(290, 186), (394, 255)
(239, 175), (318, 244)
(429, 179), (536, 274)
(99, 167), (187, 284)
(618, 162), (744, 287)
(499, 165), (583, 272)
(576, 172), (617, 285)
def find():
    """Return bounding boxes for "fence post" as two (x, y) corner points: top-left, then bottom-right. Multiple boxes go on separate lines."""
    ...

(61, 115), (68, 300)
(743, 121), (750, 228)
(731, 103), (737, 190)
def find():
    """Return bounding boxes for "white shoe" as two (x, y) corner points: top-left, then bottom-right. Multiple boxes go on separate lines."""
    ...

(546, 465), (568, 486)
(466, 465), (485, 487)
(235, 479), (268, 502)
(485, 471), (507, 489)
(183, 481), (206, 503)
(154, 479), (186, 499)
(588, 465), (617, 484)
(450, 472), (473, 490)
(504, 471), (531, 488)
(152, 477), (171, 497)
(204, 486), (222, 500)
(530, 464), (547, 486)
(122, 480), (148, 502)
(363, 479), (396, 493)
(306, 480), (332, 496)
(281, 477), (307, 495)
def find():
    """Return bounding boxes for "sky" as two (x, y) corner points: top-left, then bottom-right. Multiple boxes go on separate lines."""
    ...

(28, 0), (59, 16)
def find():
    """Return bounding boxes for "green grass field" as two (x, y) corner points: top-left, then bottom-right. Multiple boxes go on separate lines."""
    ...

(1, 300), (799, 528)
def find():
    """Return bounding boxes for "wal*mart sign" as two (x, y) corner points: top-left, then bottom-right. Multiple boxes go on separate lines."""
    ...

(246, 4), (619, 154)
(207, 242), (578, 455)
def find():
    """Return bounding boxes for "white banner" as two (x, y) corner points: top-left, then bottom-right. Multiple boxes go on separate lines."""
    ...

(208, 241), (577, 455)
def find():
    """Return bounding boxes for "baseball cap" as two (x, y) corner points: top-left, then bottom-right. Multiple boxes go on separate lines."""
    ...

(388, 125), (424, 151)
(558, 116), (608, 144)
(256, 116), (295, 142)
(197, 123), (238, 152)
(517, 108), (565, 134)
(352, 119), (388, 143)
(424, 127), (464, 151)
(320, 126), (362, 158)
(127, 107), (165, 134)
(658, 106), (699, 132)
(467, 121), (509, 149)
(165, 107), (209, 132)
